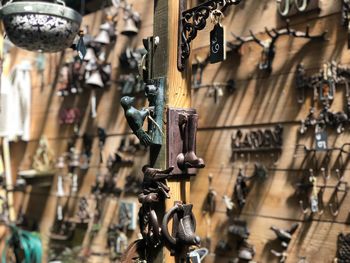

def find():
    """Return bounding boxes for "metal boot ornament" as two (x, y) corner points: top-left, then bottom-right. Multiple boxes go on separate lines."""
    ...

(176, 113), (205, 170)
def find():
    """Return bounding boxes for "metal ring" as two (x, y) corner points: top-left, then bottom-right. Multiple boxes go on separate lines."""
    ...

(161, 205), (178, 246)
(276, 0), (291, 16)
(295, 0), (308, 12)
(161, 204), (197, 247)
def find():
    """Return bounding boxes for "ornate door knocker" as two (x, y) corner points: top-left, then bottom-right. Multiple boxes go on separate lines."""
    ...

(162, 203), (200, 252)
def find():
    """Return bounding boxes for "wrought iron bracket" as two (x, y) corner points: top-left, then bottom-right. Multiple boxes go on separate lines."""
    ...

(177, 0), (242, 71)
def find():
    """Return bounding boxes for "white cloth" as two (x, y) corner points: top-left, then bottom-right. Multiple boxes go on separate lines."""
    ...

(0, 60), (32, 141)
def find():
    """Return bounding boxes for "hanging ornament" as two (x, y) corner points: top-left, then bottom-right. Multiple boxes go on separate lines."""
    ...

(0, 0), (82, 53)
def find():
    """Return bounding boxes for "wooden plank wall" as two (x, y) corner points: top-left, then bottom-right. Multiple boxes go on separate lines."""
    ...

(3, 0), (350, 262)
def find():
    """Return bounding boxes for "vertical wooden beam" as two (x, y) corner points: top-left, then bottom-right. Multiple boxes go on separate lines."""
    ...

(152, 0), (192, 262)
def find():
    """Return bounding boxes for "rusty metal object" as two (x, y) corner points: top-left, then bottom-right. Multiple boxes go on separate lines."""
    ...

(138, 166), (174, 248)
(162, 203), (200, 252)
(168, 108), (205, 174)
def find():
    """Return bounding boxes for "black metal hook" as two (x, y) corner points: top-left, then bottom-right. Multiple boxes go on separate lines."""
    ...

(329, 181), (348, 217)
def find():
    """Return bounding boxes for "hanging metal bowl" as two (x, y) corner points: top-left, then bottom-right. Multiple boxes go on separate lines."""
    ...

(0, 0), (82, 52)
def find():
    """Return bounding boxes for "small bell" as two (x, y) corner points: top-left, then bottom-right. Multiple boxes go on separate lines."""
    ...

(84, 48), (97, 62)
(121, 18), (139, 36)
(94, 30), (110, 45)
(86, 71), (104, 88)
(100, 21), (117, 39)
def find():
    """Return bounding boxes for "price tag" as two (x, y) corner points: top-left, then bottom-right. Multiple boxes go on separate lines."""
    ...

(210, 23), (226, 64)
(315, 131), (328, 151)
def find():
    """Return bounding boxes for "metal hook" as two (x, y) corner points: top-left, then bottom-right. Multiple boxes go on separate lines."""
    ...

(249, 30), (265, 48)
(320, 167), (329, 180)
(299, 200), (310, 214)
(329, 200), (339, 217)
(329, 181), (348, 217)
(335, 169), (342, 181)
(317, 185), (325, 215)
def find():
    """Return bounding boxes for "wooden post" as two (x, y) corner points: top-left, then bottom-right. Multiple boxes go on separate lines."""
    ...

(152, 0), (192, 262)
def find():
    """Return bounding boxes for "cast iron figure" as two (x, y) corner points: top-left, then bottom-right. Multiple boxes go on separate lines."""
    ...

(138, 166), (174, 247)
(270, 223), (299, 248)
(228, 220), (250, 240)
(141, 166), (173, 198)
(269, 223), (299, 263)
(234, 168), (254, 209)
(121, 96), (152, 146)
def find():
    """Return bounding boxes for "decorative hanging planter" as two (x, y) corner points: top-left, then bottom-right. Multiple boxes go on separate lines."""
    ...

(0, 0), (82, 52)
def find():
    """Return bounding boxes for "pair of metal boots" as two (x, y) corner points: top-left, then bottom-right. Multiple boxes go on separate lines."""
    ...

(177, 113), (205, 170)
